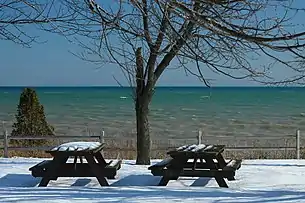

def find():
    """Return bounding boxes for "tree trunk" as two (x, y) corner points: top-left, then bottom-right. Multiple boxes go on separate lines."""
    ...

(135, 94), (151, 165)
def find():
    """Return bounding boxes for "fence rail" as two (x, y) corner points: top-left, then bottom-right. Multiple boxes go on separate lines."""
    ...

(0, 129), (303, 159)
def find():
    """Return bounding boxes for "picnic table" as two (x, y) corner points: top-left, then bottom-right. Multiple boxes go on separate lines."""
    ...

(29, 141), (121, 187)
(148, 144), (242, 188)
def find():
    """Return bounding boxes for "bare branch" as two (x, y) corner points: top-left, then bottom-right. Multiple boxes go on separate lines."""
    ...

(51, 0), (305, 87)
(0, 0), (77, 47)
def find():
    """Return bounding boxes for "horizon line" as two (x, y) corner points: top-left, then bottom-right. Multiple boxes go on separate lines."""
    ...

(0, 85), (302, 88)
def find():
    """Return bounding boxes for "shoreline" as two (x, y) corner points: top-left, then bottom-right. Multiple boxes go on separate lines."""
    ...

(1, 130), (304, 159)
(1, 116), (303, 138)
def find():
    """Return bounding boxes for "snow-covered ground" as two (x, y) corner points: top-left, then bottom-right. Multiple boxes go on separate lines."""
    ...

(0, 158), (305, 203)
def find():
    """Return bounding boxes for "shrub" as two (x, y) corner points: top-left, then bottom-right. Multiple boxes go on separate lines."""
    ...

(10, 88), (54, 147)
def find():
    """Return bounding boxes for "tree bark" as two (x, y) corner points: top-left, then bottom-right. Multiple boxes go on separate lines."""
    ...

(135, 47), (152, 165)
(135, 94), (151, 165)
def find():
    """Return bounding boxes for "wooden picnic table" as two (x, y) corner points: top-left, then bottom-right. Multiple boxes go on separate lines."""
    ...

(29, 141), (121, 187)
(148, 144), (242, 188)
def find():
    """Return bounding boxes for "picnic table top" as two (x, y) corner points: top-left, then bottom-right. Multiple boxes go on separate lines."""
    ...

(45, 141), (105, 155)
(167, 144), (225, 156)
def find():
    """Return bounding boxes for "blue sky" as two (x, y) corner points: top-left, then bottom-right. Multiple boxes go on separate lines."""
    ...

(0, 1), (303, 87)
(0, 32), (253, 87)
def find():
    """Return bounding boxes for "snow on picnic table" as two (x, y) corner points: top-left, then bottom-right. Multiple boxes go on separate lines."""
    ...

(0, 158), (305, 203)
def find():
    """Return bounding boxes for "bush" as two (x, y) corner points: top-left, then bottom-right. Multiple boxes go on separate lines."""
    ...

(10, 88), (54, 147)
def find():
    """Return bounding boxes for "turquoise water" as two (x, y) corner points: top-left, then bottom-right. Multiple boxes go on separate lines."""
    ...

(1, 86), (305, 138)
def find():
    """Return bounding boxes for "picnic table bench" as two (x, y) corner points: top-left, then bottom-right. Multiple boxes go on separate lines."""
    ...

(29, 141), (122, 187)
(148, 144), (242, 188)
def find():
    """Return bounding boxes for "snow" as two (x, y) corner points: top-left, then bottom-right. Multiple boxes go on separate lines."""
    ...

(0, 158), (305, 203)
(149, 157), (173, 168)
(177, 144), (215, 152)
(203, 145), (214, 151)
(226, 159), (238, 167)
(191, 144), (206, 152)
(176, 145), (189, 151)
(51, 142), (102, 151)
(108, 159), (121, 167)
(183, 144), (197, 151)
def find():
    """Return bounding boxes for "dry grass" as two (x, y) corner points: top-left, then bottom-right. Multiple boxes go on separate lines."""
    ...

(0, 133), (304, 160)
(1, 139), (304, 160)
(1, 148), (303, 160)
(0, 149), (52, 158)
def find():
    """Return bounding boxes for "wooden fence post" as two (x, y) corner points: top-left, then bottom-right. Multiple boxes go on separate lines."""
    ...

(99, 130), (105, 143)
(197, 130), (202, 145)
(99, 130), (105, 156)
(3, 130), (8, 158)
(296, 130), (300, 159)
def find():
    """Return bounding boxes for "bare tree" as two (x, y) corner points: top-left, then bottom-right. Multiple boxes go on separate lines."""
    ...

(0, 0), (75, 47)
(52, 0), (305, 164)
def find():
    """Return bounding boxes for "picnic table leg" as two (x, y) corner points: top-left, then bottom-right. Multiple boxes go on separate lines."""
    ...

(215, 154), (235, 180)
(84, 154), (109, 186)
(192, 157), (198, 170)
(94, 152), (107, 166)
(39, 155), (69, 187)
(205, 157), (228, 188)
(158, 158), (187, 186)
(159, 177), (170, 186)
(73, 156), (78, 170)
(224, 175), (235, 181)
(158, 169), (180, 186)
(216, 153), (227, 169)
(39, 177), (51, 187)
